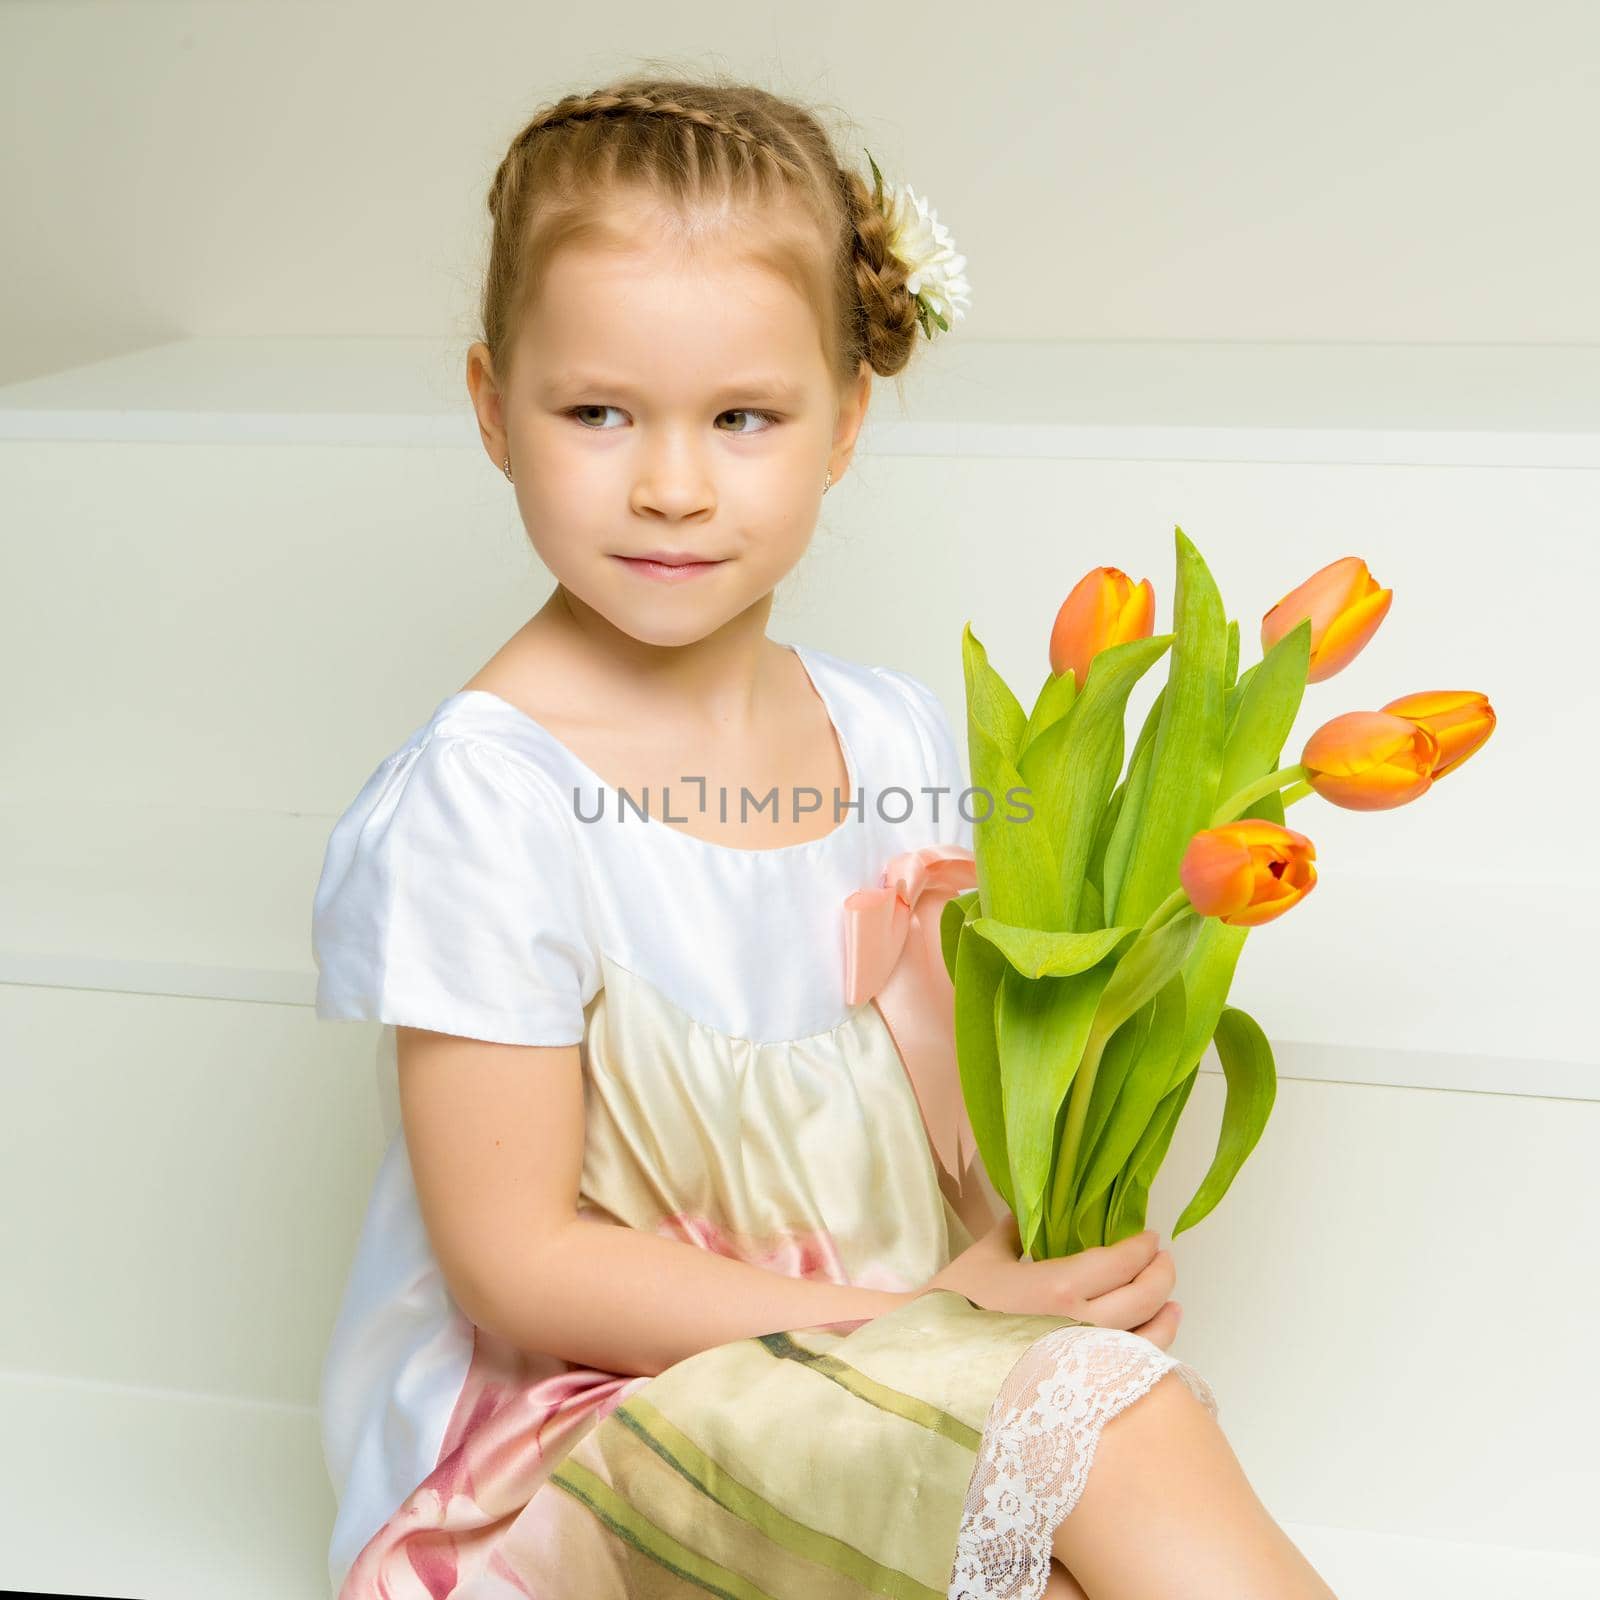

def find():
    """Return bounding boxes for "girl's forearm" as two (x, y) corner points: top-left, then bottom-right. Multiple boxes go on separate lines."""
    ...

(473, 1215), (917, 1378)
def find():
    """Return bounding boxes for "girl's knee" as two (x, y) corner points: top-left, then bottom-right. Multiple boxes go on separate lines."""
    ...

(1113, 1367), (1213, 1440)
(1043, 1557), (1091, 1599)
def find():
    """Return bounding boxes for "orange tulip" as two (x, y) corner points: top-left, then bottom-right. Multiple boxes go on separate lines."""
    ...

(1261, 556), (1392, 683)
(1049, 566), (1156, 688)
(1179, 819), (1318, 928)
(1378, 690), (1496, 779)
(1302, 710), (1440, 810)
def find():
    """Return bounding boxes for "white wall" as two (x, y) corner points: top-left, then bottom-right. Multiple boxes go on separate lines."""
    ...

(4, 0), (1598, 384)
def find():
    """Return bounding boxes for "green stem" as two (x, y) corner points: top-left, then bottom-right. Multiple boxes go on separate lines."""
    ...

(1211, 763), (1309, 827)
(1051, 1027), (1110, 1251)
(1139, 886), (1190, 938)
(1279, 779), (1312, 807)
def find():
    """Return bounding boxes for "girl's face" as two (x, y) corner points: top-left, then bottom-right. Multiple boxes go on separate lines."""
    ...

(467, 217), (872, 651)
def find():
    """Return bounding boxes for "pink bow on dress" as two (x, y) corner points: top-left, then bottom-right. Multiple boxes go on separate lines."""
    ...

(842, 843), (979, 1185)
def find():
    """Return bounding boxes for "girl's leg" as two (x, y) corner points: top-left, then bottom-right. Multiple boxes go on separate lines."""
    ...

(1050, 1371), (1338, 1600)
(1043, 1560), (1090, 1599)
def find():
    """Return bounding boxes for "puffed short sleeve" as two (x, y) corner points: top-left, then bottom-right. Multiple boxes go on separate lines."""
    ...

(311, 733), (600, 1046)
(877, 667), (974, 851)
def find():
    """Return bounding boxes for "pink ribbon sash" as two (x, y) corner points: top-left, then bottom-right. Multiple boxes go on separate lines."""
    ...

(842, 843), (979, 1184)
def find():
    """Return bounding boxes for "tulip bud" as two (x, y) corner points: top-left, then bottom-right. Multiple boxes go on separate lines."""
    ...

(1302, 710), (1440, 810)
(1261, 556), (1392, 683)
(1378, 690), (1495, 779)
(1179, 819), (1318, 928)
(1049, 566), (1156, 688)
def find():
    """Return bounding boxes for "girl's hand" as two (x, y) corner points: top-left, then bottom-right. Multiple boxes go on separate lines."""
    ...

(924, 1211), (1183, 1351)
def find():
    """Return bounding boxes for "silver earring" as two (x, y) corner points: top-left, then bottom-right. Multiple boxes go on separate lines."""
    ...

(503, 455), (513, 482)
(823, 468), (833, 493)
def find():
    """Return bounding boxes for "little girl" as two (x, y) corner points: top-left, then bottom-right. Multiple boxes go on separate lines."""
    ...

(312, 70), (1337, 1600)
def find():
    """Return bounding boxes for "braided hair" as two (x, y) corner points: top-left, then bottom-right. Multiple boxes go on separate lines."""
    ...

(478, 69), (926, 391)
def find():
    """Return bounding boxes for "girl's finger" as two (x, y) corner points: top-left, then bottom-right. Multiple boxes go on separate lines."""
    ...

(1042, 1228), (1160, 1301)
(1076, 1249), (1175, 1329)
(1129, 1299), (1182, 1352)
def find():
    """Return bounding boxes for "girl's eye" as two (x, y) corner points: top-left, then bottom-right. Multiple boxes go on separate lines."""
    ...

(568, 404), (625, 429)
(563, 406), (781, 434)
(716, 408), (782, 434)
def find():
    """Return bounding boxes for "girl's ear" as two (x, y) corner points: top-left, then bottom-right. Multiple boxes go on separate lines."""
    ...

(465, 341), (510, 470)
(832, 359), (873, 463)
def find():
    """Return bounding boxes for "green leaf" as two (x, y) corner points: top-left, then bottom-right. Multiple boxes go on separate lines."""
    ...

(1090, 910), (1201, 1045)
(1104, 1170), (1147, 1245)
(1072, 999), (1155, 1198)
(1224, 661), (1257, 745)
(940, 889), (979, 983)
(1168, 917), (1250, 1092)
(866, 148), (885, 209)
(1101, 914), (1249, 1242)
(1078, 876), (1105, 931)
(969, 917), (1137, 978)
(962, 622), (1058, 928)
(1171, 1005), (1278, 1236)
(1036, 914), (1198, 1254)
(1020, 665), (1077, 758)
(1223, 617), (1239, 690)
(995, 960), (1116, 1257)
(1107, 1068), (1198, 1242)
(962, 622), (1028, 764)
(1099, 677), (1168, 922)
(1114, 528), (1229, 927)
(1214, 617), (1311, 826)
(1085, 784), (1125, 907)
(1071, 972), (1188, 1244)
(1070, 1182), (1112, 1253)
(1131, 680), (1167, 770)
(967, 714), (1062, 931)
(1101, 729), (1154, 924)
(952, 917), (1014, 1215)
(1018, 634), (1174, 932)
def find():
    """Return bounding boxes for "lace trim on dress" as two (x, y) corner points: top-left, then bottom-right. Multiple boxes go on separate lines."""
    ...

(947, 1325), (1221, 1599)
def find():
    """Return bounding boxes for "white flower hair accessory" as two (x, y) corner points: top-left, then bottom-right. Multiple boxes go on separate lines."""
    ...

(864, 148), (972, 341)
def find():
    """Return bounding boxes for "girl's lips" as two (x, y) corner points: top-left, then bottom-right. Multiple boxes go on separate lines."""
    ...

(613, 555), (726, 583)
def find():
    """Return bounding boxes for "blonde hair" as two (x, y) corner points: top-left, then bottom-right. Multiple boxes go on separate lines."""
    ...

(478, 67), (929, 397)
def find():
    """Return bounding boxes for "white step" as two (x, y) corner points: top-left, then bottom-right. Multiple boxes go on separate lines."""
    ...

(0, 1372), (331, 1600)
(3, 1372), (1595, 1600)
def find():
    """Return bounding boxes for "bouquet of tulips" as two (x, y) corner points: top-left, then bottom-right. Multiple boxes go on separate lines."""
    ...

(941, 527), (1495, 1261)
